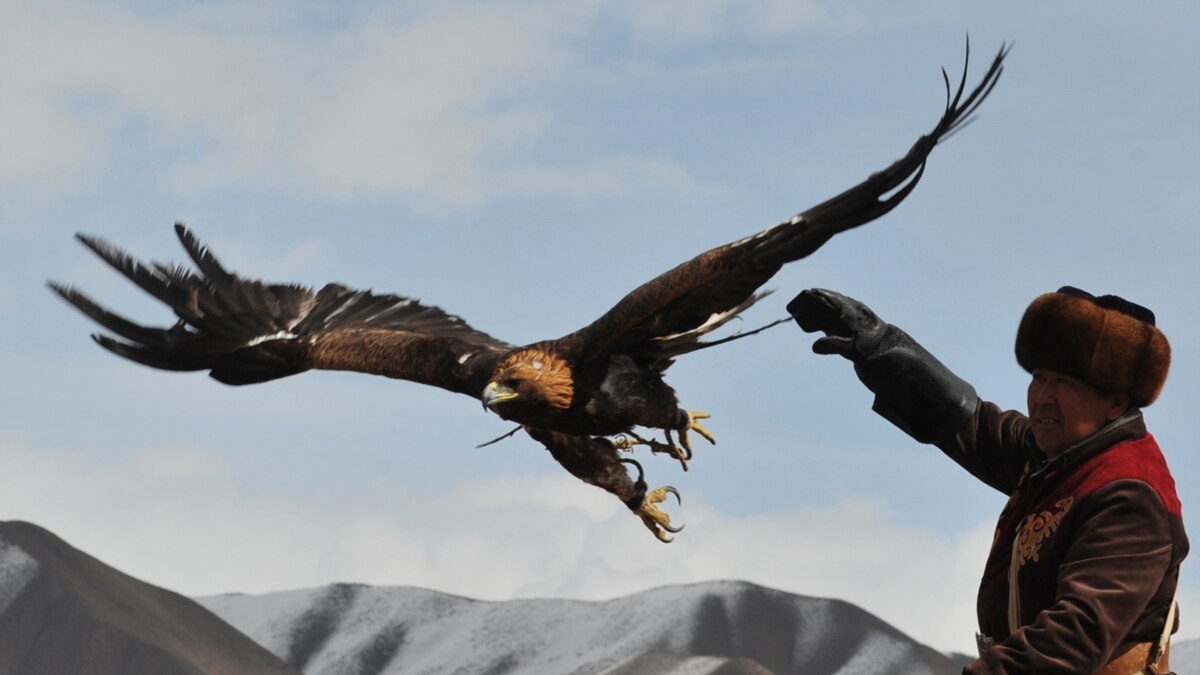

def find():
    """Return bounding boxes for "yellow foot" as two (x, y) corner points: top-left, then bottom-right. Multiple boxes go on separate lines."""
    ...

(637, 486), (683, 543)
(619, 457), (683, 542)
(677, 410), (716, 458)
(613, 431), (690, 471)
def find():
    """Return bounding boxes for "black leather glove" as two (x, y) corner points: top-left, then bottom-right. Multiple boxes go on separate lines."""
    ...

(788, 288), (891, 361)
(788, 288), (978, 444)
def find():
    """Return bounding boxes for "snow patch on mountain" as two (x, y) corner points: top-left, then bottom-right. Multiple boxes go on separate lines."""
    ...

(0, 535), (38, 614)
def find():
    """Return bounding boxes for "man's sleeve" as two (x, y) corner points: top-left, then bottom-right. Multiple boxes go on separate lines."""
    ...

(936, 400), (1034, 495)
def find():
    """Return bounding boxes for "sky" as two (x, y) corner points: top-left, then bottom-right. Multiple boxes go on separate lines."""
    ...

(1, 0), (1197, 656)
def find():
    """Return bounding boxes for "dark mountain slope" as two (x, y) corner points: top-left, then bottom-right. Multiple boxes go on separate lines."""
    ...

(0, 520), (299, 675)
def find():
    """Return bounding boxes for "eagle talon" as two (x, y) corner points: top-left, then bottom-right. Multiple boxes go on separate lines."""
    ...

(619, 457), (648, 508)
(612, 432), (651, 453)
(619, 459), (682, 542)
(613, 431), (690, 471)
(662, 430), (690, 471)
(638, 486), (684, 543)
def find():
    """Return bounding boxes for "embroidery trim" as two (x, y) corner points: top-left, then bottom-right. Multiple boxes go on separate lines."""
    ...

(1015, 496), (1074, 566)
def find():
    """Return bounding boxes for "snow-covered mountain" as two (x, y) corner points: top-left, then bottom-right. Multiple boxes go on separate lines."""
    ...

(0, 520), (298, 675)
(4, 518), (1194, 675)
(197, 581), (963, 675)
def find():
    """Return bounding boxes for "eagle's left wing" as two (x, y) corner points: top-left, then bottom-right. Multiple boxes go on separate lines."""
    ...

(49, 223), (513, 397)
(553, 43), (1007, 364)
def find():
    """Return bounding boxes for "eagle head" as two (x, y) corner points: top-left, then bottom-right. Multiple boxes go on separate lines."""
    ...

(482, 348), (574, 418)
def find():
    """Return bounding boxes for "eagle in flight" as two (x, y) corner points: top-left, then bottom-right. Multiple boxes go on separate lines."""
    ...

(51, 45), (1006, 542)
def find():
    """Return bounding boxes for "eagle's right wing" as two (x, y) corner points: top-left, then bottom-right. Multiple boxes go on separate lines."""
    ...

(49, 223), (512, 397)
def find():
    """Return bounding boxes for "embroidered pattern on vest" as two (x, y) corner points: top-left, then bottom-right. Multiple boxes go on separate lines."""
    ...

(1015, 496), (1073, 566)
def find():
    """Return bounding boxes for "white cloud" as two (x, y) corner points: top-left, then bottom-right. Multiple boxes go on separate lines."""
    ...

(622, 0), (831, 46)
(501, 155), (710, 198)
(1, 2), (308, 190)
(286, 4), (566, 202)
(0, 0), (707, 206)
(0, 434), (1059, 655)
(127, 445), (233, 483)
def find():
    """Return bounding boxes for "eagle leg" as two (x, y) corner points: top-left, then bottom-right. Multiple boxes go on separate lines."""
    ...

(620, 458), (683, 543)
(526, 428), (685, 543)
(614, 430), (690, 471)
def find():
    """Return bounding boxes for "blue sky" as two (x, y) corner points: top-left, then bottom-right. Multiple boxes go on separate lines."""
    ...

(2, 0), (1197, 654)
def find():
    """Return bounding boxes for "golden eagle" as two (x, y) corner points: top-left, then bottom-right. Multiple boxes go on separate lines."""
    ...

(50, 45), (1005, 541)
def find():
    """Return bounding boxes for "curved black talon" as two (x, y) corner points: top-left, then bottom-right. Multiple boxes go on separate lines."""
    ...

(619, 456), (646, 482)
(664, 430), (693, 464)
(619, 457), (648, 510)
(620, 458), (684, 542)
(659, 486), (683, 533)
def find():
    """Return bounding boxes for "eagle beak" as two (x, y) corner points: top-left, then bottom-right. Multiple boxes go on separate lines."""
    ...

(482, 381), (518, 411)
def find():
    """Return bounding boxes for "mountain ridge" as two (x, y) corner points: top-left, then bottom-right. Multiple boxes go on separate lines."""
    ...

(0, 520), (299, 675)
(3, 519), (1194, 675)
(197, 578), (963, 674)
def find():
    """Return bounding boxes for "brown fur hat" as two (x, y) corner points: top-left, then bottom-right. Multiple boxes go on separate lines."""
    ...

(1015, 286), (1170, 407)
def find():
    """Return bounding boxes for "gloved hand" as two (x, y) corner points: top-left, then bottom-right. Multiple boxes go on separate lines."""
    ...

(786, 288), (978, 444)
(787, 288), (888, 360)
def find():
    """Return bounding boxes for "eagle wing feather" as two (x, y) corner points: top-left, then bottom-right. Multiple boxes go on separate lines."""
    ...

(553, 43), (1008, 364)
(49, 223), (512, 396)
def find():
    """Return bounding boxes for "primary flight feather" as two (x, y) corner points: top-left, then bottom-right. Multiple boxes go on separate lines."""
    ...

(51, 44), (1007, 541)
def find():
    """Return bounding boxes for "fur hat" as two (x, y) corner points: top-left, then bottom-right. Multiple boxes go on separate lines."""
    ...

(1015, 286), (1170, 407)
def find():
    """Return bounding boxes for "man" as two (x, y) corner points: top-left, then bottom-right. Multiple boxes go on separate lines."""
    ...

(788, 286), (1187, 674)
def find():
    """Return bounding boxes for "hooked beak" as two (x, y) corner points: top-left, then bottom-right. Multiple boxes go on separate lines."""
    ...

(482, 381), (518, 411)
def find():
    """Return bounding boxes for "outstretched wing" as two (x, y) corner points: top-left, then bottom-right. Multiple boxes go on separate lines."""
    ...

(49, 223), (513, 396)
(553, 43), (1008, 364)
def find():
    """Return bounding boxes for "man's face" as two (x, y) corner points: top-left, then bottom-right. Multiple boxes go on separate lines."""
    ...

(1027, 369), (1130, 456)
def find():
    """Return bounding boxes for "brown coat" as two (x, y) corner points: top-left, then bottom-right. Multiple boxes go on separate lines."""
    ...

(938, 403), (1188, 674)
